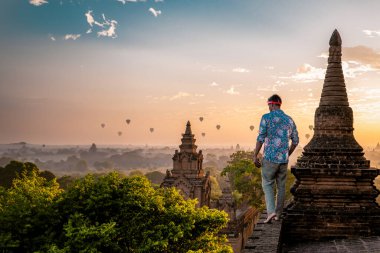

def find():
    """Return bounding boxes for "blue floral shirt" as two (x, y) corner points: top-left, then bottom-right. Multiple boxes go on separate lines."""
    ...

(257, 109), (299, 164)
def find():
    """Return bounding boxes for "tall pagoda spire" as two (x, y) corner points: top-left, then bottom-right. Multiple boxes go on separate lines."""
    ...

(319, 29), (349, 107)
(304, 29), (362, 151)
(283, 30), (380, 243)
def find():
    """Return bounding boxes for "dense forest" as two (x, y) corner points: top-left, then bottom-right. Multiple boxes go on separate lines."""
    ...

(0, 161), (233, 252)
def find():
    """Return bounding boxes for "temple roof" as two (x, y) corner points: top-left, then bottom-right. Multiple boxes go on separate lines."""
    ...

(179, 121), (197, 153)
(185, 121), (192, 135)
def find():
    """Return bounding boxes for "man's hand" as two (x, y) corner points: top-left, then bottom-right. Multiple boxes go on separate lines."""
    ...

(253, 141), (263, 168)
(254, 157), (261, 168)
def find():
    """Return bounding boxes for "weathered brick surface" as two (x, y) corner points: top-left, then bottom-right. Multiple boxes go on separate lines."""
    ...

(243, 211), (282, 253)
(282, 236), (380, 253)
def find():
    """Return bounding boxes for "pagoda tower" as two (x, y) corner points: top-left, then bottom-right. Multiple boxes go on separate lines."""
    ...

(161, 121), (211, 207)
(283, 30), (380, 241)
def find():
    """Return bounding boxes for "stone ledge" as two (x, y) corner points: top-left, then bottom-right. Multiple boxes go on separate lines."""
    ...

(243, 211), (283, 253)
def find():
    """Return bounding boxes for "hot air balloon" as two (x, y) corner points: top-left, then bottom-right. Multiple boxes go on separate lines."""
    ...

(216, 125), (221, 130)
(118, 131), (122, 136)
(150, 128), (154, 133)
(126, 119), (131, 125)
(101, 123), (105, 128)
(305, 133), (310, 139)
(202, 132), (206, 137)
(199, 117), (204, 122)
(250, 125), (254, 131)
(309, 125), (313, 130)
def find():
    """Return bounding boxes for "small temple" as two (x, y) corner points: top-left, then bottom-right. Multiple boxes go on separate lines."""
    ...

(283, 29), (380, 241)
(161, 121), (211, 207)
(161, 121), (258, 252)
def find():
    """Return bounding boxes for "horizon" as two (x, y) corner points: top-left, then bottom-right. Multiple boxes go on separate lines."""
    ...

(1, 1), (380, 147)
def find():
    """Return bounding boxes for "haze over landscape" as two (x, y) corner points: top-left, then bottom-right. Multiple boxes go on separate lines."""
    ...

(1, 0), (380, 149)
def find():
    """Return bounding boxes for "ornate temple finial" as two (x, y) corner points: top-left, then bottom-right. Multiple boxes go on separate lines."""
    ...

(319, 29), (348, 106)
(185, 121), (192, 135)
(329, 29), (342, 46)
(179, 121), (197, 153)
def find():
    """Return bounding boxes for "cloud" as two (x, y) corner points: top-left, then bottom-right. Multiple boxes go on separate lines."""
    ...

(281, 58), (375, 83)
(318, 52), (328, 59)
(149, 8), (162, 17)
(64, 34), (81, 40)
(210, 82), (219, 87)
(224, 86), (240, 95)
(233, 67), (250, 73)
(29, 0), (48, 6)
(363, 30), (380, 38)
(257, 85), (279, 92)
(265, 66), (274, 70)
(117, 0), (146, 3)
(169, 92), (191, 101)
(97, 19), (117, 38)
(85, 11), (118, 38)
(85, 10), (104, 28)
(280, 63), (325, 83)
(150, 92), (205, 102)
(85, 11), (95, 27)
(275, 80), (287, 86)
(49, 35), (56, 41)
(341, 61), (374, 78)
(343, 46), (380, 69)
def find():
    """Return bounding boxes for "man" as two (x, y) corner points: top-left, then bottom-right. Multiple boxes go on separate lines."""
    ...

(253, 94), (299, 223)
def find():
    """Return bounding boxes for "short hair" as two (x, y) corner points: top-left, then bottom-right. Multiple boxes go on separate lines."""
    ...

(267, 94), (282, 105)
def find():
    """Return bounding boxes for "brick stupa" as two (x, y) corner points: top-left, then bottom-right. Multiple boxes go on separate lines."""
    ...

(161, 121), (211, 207)
(283, 30), (380, 241)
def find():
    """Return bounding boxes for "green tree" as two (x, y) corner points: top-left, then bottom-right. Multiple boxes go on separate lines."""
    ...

(57, 175), (77, 190)
(222, 151), (264, 209)
(129, 169), (144, 176)
(210, 175), (222, 200)
(145, 170), (165, 185)
(0, 170), (63, 251)
(222, 151), (296, 210)
(0, 160), (56, 189)
(50, 173), (232, 253)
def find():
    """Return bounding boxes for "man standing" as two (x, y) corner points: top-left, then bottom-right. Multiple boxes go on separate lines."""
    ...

(253, 94), (299, 223)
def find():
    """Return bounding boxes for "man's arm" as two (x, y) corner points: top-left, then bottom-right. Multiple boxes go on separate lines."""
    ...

(254, 116), (267, 168)
(289, 118), (299, 157)
(288, 143), (297, 157)
(253, 141), (263, 167)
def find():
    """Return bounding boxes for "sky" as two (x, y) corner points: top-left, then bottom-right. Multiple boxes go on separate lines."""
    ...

(1, 0), (380, 148)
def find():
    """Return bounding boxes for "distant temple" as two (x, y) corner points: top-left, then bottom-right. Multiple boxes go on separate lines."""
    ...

(283, 29), (380, 241)
(161, 121), (258, 252)
(161, 121), (211, 207)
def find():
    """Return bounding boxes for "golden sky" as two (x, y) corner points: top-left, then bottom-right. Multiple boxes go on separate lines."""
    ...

(1, 1), (380, 148)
